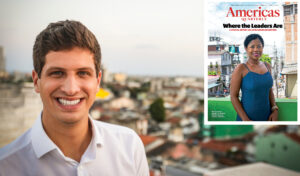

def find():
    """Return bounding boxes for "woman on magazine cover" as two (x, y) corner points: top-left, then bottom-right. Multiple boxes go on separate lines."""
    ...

(230, 34), (278, 121)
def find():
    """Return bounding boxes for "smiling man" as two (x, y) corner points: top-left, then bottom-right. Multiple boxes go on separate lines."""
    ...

(0, 20), (149, 176)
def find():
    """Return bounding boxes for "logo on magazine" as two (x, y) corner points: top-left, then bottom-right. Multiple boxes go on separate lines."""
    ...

(226, 6), (280, 21)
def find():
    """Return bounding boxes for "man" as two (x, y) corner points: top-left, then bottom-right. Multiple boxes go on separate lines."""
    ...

(0, 20), (149, 176)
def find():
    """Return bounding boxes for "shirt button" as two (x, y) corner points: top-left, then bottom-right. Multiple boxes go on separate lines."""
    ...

(78, 165), (82, 170)
(77, 165), (83, 176)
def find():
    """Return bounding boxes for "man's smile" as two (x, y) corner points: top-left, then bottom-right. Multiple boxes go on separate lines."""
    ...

(57, 98), (81, 106)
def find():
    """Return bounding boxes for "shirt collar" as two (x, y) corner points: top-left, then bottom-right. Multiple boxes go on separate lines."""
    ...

(79, 115), (104, 163)
(31, 112), (103, 159)
(31, 112), (57, 158)
(89, 115), (103, 147)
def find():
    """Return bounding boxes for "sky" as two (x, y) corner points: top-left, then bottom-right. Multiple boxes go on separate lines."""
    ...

(0, 0), (204, 77)
(207, 1), (285, 58)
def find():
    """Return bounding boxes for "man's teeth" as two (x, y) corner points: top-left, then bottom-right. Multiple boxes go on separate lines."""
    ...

(58, 98), (80, 105)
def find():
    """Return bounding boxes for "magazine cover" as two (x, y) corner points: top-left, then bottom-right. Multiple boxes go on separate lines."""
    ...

(205, 1), (298, 124)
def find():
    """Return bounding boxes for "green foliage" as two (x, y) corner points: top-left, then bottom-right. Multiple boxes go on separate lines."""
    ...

(215, 62), (219, 69)
(129, 82), (150, 99)
(210, 62), (213, 69)
(208, 71), (217, 76)
(106, 83), (121, 97)
(260, 54), (271, 64)
(129, 87), (140, 99)
(140, 82), (150, 92)
(149, 98), (166, 123)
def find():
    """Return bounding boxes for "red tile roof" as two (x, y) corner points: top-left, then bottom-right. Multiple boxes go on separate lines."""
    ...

(199, 139), (246, 153)
(171, 143), (190, 159)
(149, 170), (155, 176)
(265, 125), (286, 133)
(139, 135), (158, 146)
(285, 133), (300, 145)
(167, 117), (181, 124)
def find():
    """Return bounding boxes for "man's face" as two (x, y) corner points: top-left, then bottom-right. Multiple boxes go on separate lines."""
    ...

(32, 47), (101, 124)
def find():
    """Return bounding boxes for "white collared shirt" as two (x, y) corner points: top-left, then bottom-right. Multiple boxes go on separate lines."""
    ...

(0, 113), (149, 176)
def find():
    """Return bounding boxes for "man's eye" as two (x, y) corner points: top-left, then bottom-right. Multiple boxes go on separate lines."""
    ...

(51, 71), (63, 76)
(78, 71), (89, 76)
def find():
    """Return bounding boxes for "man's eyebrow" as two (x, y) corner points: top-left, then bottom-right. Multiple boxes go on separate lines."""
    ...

(45, 67), (94, 71)
(77, 67), (94, 71)
(45, 67), (66, 72)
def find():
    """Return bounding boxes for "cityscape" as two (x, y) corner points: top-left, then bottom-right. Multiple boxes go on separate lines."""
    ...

(0, 2), (299, 176)
(0, 51), (299, 176)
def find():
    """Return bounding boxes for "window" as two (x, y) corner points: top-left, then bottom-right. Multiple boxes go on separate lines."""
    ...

(284, 5), (291, 16)
(284, 5), (296, 16)
(270, 142), (275, 148)
(283, 145), (288, 151)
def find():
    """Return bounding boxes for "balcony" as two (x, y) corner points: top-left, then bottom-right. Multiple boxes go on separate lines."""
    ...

(208, 97), (297, 121)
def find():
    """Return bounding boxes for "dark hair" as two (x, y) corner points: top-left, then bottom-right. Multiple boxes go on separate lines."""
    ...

(244, 34), (264, 48)
(33, 20), (101, 78)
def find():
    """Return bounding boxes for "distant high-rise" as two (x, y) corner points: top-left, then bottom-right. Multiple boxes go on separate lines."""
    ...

(0, 46), (5, 73)
(283, 2), (298, 64)
(281, 2), (298, 98)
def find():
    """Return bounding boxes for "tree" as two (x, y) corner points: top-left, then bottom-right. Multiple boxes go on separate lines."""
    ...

(128, 81), (150, 99)
(209, 62), (213, 69)
(149, 98), (166, 123)
(260, 54), (271, 64)
(215, 61), (219, 69)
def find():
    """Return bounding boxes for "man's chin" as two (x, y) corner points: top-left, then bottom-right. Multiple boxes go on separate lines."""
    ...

(55, 112), (87, 125)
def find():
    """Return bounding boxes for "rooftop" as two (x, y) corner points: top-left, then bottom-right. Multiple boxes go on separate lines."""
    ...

(205, 162), (300, 176)
(199, 139), (245, 153)
(285, 133), (300, 145)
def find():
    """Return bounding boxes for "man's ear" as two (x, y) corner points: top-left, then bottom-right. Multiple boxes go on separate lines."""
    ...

(97, 71), (102, 88)
(32, 70), (40, 93)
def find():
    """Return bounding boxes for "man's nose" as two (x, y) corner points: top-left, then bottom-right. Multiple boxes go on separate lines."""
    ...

(60, 75), (80, 96)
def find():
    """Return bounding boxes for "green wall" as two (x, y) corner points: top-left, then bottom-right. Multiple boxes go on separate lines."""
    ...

(255, 133), (300, 172)
(198, 113), (253, 139)
(208, 98), (297, 121)
(213, 125), (253, 139)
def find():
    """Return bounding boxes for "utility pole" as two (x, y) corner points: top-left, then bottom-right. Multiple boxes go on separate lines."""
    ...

(273, 42), (279, 98)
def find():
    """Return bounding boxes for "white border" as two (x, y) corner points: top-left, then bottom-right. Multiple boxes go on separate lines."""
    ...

(204, 0), (300, 125)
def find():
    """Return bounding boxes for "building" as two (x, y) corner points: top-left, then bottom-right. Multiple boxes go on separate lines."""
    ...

(113, 73), (127, 85)
(255, 133), (300, 172)
(0, 83), (43, 147)
(0, 46), (4, 72)
(205, 162), (300, 176)
(208, 36), (241, 95)
(207, 75), (222, 97)
(281, 2), (298, 98)
(208, 51), (229, 75)
(0, 46), (6, 78)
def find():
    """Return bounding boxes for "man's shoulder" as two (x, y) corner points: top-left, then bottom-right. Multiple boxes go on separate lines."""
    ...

(0, 129), (32, 160)
(93, 120), (136, 136)
(92, 120), (144, 151)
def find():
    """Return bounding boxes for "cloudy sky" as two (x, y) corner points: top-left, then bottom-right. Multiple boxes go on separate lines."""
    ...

(207, 1), (285, 57)
(0, 0), (204, 77)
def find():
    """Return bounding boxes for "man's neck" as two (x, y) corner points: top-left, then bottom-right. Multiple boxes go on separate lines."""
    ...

(41, 113), (92, 162)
